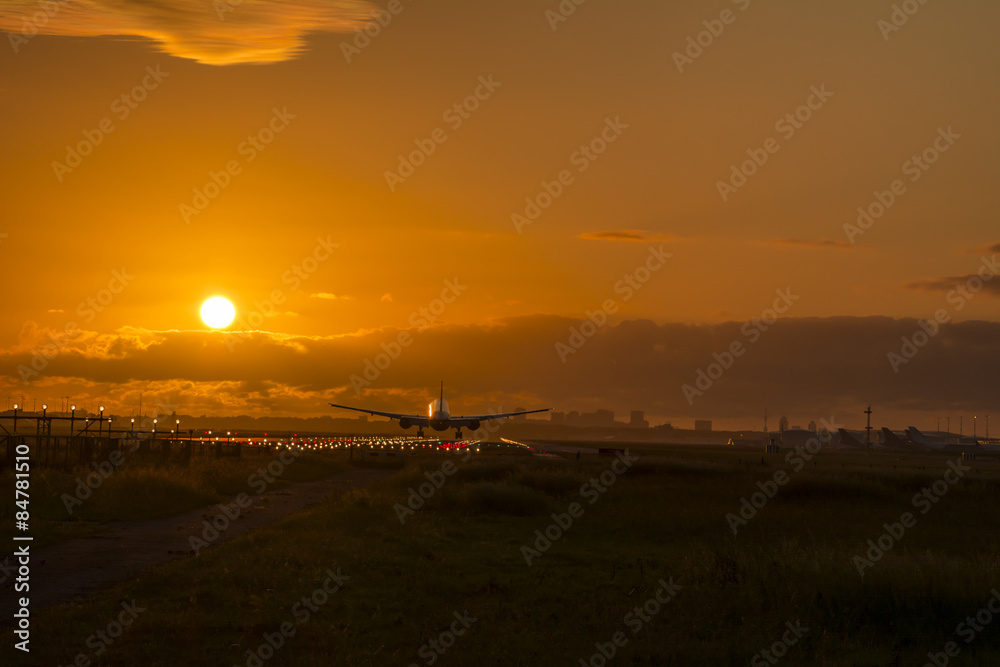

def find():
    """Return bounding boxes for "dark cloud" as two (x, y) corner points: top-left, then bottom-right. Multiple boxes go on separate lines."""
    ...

(578, 230), (677, 243)
(904, 275), (1000, 295)
(753, 238), (854, 250)
(5, 316), (1000, 422)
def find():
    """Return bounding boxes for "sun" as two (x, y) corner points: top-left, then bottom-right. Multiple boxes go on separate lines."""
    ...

(201, 296), (236, 329)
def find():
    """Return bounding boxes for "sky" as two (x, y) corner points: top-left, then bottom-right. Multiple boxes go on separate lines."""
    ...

(1, 0), (998, 431)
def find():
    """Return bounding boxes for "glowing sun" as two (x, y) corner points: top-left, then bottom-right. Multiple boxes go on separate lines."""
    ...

(201, 296), (236, 329)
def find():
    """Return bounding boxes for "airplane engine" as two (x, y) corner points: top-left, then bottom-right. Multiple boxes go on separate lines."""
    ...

(468, 421), (481, 431)
(399, 418), (412, 429)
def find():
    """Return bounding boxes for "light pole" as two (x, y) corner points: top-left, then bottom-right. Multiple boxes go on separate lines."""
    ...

(98, 406), (105, 439)
(41, 404), (47, 437)
(152, 419), (157, 439)
(131, 418), (135, 434)
(70, 404), (76, 437)
(176, 419), (180, 440)
(12, 403), (18, 434)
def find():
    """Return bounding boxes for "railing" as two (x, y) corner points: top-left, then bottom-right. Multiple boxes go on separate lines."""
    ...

(0, 434), (279, 469)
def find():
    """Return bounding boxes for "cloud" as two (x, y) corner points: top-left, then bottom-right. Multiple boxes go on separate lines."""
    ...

(311, 292), (353, 301)
(578, 230), (677, 243)
(0, 0), (375, 65)
(5, 316), (1000, 423)
(754, 238), (854, 250)
(47, 309), (65, 314)
(904, 274), (1000, 296)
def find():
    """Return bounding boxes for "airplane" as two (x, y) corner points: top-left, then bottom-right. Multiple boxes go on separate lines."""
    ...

(881, 427), (922, 451)
(329, 382), (550, 439)
(906, 426), (981, 451)
(837, 428), (877, 450)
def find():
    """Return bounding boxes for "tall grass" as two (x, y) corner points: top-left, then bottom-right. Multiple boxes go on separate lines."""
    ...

(8, 447), (1000, 665)
(0, 452), (350, 545)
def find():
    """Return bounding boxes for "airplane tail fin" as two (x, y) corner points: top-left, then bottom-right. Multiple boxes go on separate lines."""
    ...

(882, 427), (905, 447)
(838, 428), (862, 447)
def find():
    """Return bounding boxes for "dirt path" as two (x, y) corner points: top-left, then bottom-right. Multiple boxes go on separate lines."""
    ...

(1, 467), (394, 620)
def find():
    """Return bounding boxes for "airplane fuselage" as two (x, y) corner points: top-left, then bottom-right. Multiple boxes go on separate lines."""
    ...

(429, 398), (450, 430)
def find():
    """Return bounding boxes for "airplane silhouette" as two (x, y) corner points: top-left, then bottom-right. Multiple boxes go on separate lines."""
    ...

(330, 382), (549, 439)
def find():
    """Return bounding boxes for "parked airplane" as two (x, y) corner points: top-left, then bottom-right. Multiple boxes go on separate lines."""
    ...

(329, 383), (550, 439)
(837, 428), (874, 449)
(881, 427), (921, 451)
(906, 426), (981, 451)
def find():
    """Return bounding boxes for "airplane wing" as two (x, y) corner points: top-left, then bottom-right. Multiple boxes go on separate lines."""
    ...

(329, 403), (430, 425)
(451, 408), (551, 422)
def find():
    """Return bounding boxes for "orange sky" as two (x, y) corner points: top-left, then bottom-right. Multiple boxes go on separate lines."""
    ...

(1, 0), (998, 429)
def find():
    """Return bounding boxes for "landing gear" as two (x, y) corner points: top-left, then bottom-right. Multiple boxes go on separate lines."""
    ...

(454, 429), (463, 440)
(417, 427), (425, 438)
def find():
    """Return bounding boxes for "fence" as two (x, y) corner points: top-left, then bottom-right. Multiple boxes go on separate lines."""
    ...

(1, 434), (279, 470)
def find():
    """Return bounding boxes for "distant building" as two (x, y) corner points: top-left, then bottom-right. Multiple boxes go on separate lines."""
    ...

(629, 410), (649, 428)
(550, 411), (565, 423)
(694, 420), (712, 431)
(587, 410), (615, 427)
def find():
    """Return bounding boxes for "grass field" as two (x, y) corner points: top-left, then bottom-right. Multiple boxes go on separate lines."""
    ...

(0, 451), (351, 546)
(7, 442), (1000, 665)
